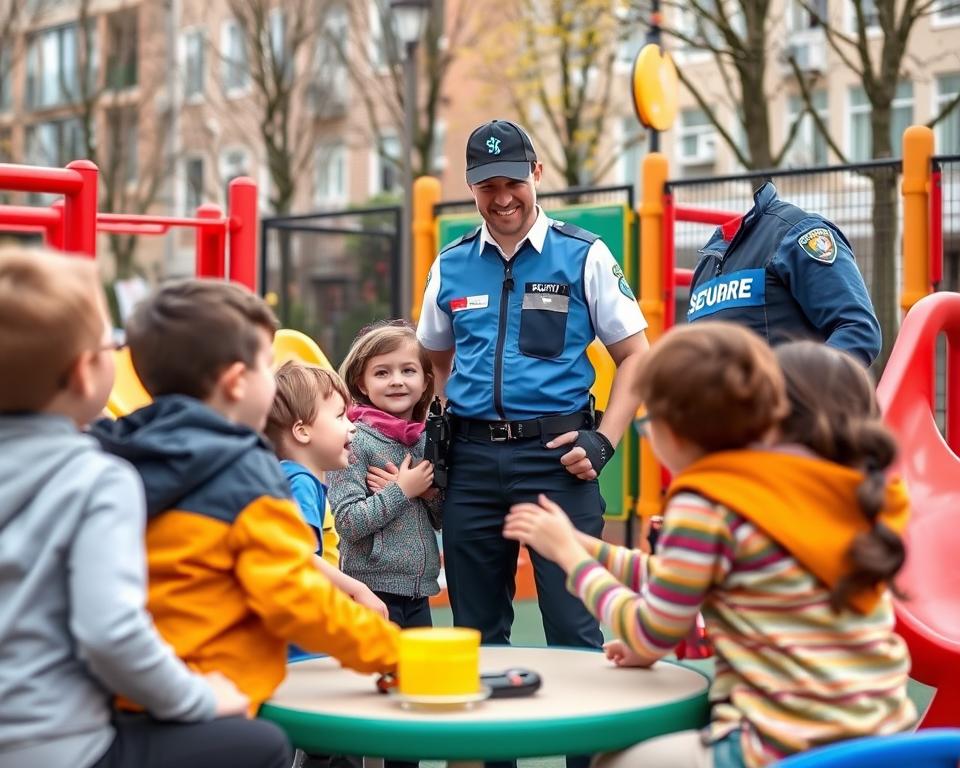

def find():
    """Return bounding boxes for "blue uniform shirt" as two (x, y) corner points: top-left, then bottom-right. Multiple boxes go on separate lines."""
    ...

(687, 182), (881, 366)
(418, 209), (647, 421)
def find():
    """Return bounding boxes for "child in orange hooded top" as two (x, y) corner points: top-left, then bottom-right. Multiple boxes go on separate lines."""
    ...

(504, 324), (914, 768)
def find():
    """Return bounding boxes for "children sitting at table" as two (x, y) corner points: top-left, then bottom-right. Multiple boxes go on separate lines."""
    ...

(90, 278), (400, 713)
(0, 248), (290, 768)
(504, 322), (915, 768)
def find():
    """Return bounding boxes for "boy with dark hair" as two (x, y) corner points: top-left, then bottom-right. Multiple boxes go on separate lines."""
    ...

(91, 278), (400, 711)
(0, 249), (288, 768)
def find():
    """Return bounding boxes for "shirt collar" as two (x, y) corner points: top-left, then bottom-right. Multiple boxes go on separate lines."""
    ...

(721, 181), (778, 243)
(479, 206), (549, 258)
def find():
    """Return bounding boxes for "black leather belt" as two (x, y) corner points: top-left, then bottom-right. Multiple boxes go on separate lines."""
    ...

(452, 412), (592, 442)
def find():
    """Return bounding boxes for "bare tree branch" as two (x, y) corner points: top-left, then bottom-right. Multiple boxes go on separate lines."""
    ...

(675, 64), (752, 168)
(786, 54), (848, 163)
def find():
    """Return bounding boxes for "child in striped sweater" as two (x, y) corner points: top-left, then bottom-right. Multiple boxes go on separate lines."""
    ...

(504, 324), (915, 768)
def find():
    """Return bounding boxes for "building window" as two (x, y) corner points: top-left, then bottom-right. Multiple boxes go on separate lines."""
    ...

(785, 90), (828, 167)
(106, 9), (138, 90)
(369, 0), (390, 70)
(677, 108), (717, 176)
(220, 149), (249, 202)
(848, 82), (913, 161)
(268, 9), (291, 82)
(310, 5), (348, 117)
(934, 0), (960, 22)
(848, 0), (880, 31)
(25, 118), (85, 167)
(617, 117), (644, 190)
(184, 29), (205, 98)
(786, 0), (827, 30)
(26, 24), (95, 109)
(0, 48), (11, 112)
(315, 143), (347, 207)
(374, 135), (401, 195)
(936, 73), (960, 154)
(185, 157), (204, 212)
(107, 109), (138, 185)
(221, 19), (249, 94)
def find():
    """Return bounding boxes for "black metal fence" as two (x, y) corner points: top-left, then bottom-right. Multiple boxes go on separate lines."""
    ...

(260, 206), (402, 366)
(933, 155), (960, 432)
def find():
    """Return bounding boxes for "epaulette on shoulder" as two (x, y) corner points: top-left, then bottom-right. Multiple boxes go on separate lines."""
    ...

(551, 220), (599, 245)
(439, 226), (481, 254)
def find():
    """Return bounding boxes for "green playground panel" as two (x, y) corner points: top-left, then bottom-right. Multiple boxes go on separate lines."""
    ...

(436, 204), (638, 520)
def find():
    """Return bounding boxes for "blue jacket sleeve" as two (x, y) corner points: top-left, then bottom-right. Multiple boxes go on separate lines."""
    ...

(770, 218), (882, 366)
(288, 473), (323, 554)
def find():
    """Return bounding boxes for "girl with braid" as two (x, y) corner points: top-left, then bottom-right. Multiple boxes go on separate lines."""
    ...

(504, 325), (915, 768)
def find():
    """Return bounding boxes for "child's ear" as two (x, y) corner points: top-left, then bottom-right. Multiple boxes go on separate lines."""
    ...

(65, 351), (97, 400)
(217, 361), (248, 402)
(291, 419), (311, 445)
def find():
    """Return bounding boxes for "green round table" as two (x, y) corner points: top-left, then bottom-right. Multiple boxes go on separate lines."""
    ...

(261, 646), (710, 766)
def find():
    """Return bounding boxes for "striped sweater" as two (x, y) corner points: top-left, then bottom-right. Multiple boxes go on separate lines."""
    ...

(569, 492), (916, 767)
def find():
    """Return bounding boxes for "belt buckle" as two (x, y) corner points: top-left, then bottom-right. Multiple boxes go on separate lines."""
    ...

(489, 422), (512, 442)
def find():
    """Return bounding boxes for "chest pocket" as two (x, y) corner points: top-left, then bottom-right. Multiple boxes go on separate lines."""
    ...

(519, 288), (569, 359)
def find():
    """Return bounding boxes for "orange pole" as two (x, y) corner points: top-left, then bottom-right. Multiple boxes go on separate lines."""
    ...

(411, 175), (441, 323)
(901, 125), (935, 315)
(638, 153), (668, 523)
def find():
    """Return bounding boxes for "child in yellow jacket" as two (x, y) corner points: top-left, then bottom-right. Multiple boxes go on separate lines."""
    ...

(92, 279), (399, 710)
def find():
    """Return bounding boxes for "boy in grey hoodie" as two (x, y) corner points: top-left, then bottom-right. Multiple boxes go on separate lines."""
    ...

(0, 248), (291, 768)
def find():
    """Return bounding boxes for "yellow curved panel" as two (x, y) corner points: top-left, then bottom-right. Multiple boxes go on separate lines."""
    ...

(273, 328), (333, 370)
(107, 346), (152, 418)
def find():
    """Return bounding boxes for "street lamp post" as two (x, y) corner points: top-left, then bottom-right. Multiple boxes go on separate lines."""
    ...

(390, 0), (430, 320)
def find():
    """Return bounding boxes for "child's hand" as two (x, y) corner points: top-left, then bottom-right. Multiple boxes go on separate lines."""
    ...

(603, 640), (652, 668)
(204, 671), (251, 717)
(367, 462), (399, 493)
(351, 583), (389, 619)
(396, 454), (434, 499)
(504, 494), (584, 569)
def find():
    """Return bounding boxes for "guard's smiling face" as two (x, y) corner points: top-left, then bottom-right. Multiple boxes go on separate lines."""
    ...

(471, 164), (542, 240)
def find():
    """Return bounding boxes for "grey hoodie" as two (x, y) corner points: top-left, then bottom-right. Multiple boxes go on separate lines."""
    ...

(0, 414), (215, 768)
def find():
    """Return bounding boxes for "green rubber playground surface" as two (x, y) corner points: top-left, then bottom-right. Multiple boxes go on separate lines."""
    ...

(421, 600), (935, 768)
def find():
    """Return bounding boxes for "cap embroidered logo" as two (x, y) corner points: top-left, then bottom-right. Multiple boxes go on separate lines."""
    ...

(486, 137), (501, 155)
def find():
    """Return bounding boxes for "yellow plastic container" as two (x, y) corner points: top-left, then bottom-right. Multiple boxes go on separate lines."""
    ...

(398, 627), (481, 697)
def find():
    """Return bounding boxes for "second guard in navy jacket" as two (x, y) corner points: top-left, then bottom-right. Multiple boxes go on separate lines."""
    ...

(687, 182), (881, 366)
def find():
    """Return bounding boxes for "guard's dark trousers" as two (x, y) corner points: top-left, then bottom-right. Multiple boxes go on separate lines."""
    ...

(443, 433), (604, 768)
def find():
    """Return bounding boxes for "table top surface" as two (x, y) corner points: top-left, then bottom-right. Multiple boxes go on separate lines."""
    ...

(260, 646), (711, 761)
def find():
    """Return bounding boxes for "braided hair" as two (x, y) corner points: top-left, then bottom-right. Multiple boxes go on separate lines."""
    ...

(775, 341), (906, 612)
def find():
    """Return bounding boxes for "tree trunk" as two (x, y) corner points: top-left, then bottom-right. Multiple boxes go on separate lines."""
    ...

(109, 232), (138, 280)
(868, 107), (898, 371)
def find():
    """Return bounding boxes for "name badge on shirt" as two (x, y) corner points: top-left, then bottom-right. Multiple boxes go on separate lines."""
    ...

(450, 295), (489, 313)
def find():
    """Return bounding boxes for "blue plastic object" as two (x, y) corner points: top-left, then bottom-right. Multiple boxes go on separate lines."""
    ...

(777, 729), (960, 767)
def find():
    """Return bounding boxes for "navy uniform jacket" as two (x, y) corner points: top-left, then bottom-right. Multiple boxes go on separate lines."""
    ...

(686, 182), (881, 366)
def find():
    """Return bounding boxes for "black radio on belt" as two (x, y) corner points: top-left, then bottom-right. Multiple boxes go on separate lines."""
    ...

(424, 396), (451, 493)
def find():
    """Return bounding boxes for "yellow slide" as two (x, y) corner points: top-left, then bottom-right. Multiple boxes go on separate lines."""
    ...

(106, 329), (333, 418)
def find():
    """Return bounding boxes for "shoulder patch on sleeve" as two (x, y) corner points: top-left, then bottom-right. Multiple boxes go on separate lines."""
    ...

(552, 220), (600, 245)
(439, 226), (481, 255)
(797, 227), (837, 264)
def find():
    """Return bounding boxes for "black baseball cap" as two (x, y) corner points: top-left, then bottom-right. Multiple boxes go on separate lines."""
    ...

(465, 119), (538, 185)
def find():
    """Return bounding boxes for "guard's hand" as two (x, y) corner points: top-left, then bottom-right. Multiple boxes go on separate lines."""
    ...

(367, 462), (399, 493)
(546, 430), (615, 481)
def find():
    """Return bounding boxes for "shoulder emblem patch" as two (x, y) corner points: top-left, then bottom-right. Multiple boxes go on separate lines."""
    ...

(612, 264), (635, 300)
(798, 228), (837, 264)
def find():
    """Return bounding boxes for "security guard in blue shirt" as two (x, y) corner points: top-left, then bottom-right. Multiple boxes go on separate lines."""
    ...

(687, 181), (881, 365)
(418, 121), (649, 665)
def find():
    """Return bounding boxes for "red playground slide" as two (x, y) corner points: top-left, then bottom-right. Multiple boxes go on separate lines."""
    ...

(877, 291), (960, 727)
